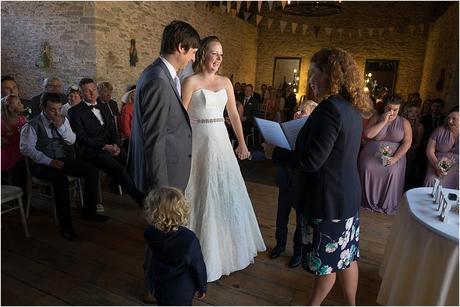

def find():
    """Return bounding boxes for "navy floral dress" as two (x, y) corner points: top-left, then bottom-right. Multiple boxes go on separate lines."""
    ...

(301, 213), (360, 275)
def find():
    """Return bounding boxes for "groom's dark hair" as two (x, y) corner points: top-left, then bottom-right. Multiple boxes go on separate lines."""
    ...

(160, 20), (200, 55)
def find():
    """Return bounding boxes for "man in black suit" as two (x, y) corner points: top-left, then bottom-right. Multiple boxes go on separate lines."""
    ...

(68, 78), (144, 207)
(242, 84), (260, 136)
(128, 20), (200, 303)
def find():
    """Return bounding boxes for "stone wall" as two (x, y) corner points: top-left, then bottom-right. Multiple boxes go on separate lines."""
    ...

(1, 1), (257, 102)
(255, 2), (448, 100)
(419, 3), (459, 111)
(1, 1), (97, 99)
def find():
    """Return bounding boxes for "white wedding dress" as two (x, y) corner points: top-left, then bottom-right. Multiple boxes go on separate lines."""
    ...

(185, 88), (266, 282)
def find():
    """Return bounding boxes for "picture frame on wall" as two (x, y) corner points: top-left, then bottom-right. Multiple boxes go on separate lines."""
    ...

(273, 57), (301, 90)
(364, 59), (399, 95)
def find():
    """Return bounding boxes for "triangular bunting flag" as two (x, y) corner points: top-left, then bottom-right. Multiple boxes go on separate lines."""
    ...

(302, 24), (309, 35)
(337, 28), (343, 39)
(220, 4), (227, 14)
(268, 1), (273, 11)
(244, 11), (251, 21)
(258, 0), (263, 12)
(227, 0), (231, 12)
(291, 22), (298, 34)
(236, 1), (242, 14)
(368, 28), (374, 37)
(256, 14), (263, 26)
(313, 25), (320, 38)
(231, 8), (237, 16)
(325, 27), (332, 37)
(409, 25), (415, 34)
(281, 0), (287, 10)
(280, 20), (287, 33)
(378, 28), (384, 38)
(267, 17), (274, 29)
(388, 26), (395, 35)
(419, 23), (425, 34)
(358, 29), (363, 39)
(246, 1), (251, 10)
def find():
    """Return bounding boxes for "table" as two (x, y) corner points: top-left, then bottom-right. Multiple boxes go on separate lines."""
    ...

(377, 187), (459, 306)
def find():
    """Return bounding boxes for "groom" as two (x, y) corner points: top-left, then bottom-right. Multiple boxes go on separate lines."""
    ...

(128, 20), (200, 303)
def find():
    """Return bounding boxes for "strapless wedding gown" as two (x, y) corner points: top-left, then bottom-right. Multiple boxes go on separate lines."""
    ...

(185, 88), (266, 282)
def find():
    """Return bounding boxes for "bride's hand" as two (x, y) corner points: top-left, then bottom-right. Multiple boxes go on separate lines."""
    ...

(235, 144), (251, 160)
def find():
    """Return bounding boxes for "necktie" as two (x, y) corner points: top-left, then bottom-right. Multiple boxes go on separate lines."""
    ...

(244, 97), (249, 105)
(49, 122), (63, 141)
(174, 76), (181, 95)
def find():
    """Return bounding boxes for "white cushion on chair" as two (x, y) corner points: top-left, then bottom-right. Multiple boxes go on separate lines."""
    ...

(1, 185), (23, 203)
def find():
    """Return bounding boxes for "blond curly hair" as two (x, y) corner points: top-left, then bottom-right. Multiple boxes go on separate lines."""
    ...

(311, 48), (373, 114)
(193, 36), (221, 73)
(144, 187), (190, 232)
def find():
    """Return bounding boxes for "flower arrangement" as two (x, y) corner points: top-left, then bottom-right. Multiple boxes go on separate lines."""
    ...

(437, 155), (456, 174)
(377, 143), (393, 166)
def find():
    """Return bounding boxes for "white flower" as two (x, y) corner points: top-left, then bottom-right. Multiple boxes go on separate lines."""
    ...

(355, 226), (360, 242)
(350, 226), (355, 241)
(345, 217), (353, 230)
(337, 259), (344, 269)
(325, 242), (338, 253)
(338, 236), (344, 246)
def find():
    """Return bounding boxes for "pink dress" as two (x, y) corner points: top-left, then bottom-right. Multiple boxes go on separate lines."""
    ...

(423, 126), (459, 189)
(1, 116), (27, 171)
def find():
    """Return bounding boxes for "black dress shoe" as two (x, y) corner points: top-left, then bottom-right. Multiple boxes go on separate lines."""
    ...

(288, 253), (301, 268)
(61, 228), (78, 240)
(269, 245), (286, 259)
(81, 213), (109, 222)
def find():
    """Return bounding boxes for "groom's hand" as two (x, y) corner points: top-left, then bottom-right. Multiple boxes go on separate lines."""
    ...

(196, 292), (206, 299)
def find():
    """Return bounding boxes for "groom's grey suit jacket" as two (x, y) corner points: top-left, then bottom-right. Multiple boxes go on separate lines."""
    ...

(129, 58), (192, 193)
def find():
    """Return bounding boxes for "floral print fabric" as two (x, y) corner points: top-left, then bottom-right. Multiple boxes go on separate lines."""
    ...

(301, 213), (360, 275)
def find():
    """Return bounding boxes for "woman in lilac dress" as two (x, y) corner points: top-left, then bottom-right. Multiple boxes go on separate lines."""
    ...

(423, 106), (459, 189)
(358, 94), (412, 215)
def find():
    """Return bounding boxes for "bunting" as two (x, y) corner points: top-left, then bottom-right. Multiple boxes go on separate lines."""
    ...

(246, 1), (251, 10)
(256, 14), (263, 26)
(268, 1), (273, 11)
(244, 11), (251, 21)
(236, 1), (242, 14)
(220, 4), (226, 14)
(280, 20), (287, 33)
(281, 0), (287, 10)
(267, 17), (274, 29)
(302, 24), (309, 35)
(291, 22), (298, 34)
(226, 0), (231, 12)
(258, 0), (263, 12)
(231, 8), (237, 16)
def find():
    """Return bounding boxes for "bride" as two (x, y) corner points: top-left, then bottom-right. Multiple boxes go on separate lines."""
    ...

(181, 36), (266, 282)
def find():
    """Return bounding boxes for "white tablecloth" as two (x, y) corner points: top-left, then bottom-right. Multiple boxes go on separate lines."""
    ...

(377, 187), (459, 306)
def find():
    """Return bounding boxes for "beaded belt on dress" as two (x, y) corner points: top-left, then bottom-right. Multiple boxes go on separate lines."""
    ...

(193, 118), (224, 124)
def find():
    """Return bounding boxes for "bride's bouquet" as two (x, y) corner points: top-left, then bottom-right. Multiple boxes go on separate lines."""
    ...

(377, 143), (393, 166)
(437, 155), (456, 175)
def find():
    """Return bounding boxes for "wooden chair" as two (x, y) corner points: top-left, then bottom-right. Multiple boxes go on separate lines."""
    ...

(24, 158), (83, 223)
(1, 185), (30, 238)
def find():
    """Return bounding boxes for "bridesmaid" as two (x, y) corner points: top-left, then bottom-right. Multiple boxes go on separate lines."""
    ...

(423, 106), (459, 189)
(358, 93), (412, 214)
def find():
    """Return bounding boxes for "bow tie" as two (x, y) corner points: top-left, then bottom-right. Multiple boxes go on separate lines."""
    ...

(88, 104), (99, 110)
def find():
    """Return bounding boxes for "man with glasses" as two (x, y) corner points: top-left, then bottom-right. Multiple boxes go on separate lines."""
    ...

(30, 77), (68, 118)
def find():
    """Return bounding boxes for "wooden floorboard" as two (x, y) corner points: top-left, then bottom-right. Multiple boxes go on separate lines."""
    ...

(1, 180), (394, 305)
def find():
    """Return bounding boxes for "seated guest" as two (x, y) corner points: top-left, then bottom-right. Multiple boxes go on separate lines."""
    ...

(284, 88), (297, 121)
(1, 75), (32, 119)
(264, 89), (280, 121)
(144, 187), (207, 306)
(120, 86), (136, 147)
(423, 106), (459, 189)
(1, 95), (28, 203)
(421, 98), (446, 146)
(68, 78), (144, 206)
(30, 77), (68, 118)
(96, 81), (121, 130)
(20, 93), (104, 240)
(61, 85), (81, 117)
(234, 82), (244, 103)
(402, 103), (424, 190)
(241, 84), (260, 136)
(358, 93), (412, 215)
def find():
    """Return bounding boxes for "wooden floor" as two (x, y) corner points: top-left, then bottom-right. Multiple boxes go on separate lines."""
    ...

(1, 174), (395, 305)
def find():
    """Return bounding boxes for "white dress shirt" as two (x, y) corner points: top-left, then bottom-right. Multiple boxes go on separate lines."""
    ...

(160, 56), (181, 93)
(84, 100), (105, 126)
(20, 112), (76, 166)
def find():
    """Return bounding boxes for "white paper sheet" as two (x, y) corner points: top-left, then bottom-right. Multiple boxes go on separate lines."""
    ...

(255, 117), (307, 150)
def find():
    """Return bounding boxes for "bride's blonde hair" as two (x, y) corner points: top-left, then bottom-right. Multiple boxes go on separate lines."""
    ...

(193, 36), (221, 73)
